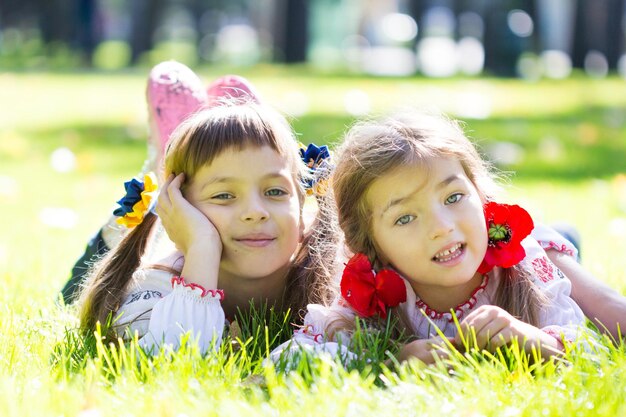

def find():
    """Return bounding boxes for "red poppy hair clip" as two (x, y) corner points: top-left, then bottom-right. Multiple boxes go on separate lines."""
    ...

(477, 202), (534, 274)
(340, 253), (407, 319)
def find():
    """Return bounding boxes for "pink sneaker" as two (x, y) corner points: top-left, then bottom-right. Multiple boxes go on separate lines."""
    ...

(206, 74), (262, 107)
(146, 61), (208, 167)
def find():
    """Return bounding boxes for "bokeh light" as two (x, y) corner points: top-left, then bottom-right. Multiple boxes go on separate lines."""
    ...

(422, 6), (455, 37)
(215, 24), (260, 65)
(417, 37), (457, 77)
(50, 147), (76, 173)
(457, 37), (484, 75)
(362, 47), (416, 76)
(584, 50), (609, 78)
(541, 50), (572, 79)
(508, 10), (534, 38)
(344, 89), (371, 116)
(380, 13), (418, 43)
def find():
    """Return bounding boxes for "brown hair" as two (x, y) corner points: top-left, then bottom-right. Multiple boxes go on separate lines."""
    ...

(331, 111), (547, 335)
(79, 102), (341, 338)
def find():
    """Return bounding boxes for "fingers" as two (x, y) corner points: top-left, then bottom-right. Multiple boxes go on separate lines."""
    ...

(456, 306), (512, 350)
(156, 173), (184, 217)
(397, 337), (458, 364)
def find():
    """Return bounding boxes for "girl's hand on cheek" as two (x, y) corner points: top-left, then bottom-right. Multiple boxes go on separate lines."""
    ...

(156, 173), (222, 257)
(455, 305), (560, 356)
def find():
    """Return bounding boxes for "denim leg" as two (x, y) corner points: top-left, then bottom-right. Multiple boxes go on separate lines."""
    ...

(60, 229), (110, 304)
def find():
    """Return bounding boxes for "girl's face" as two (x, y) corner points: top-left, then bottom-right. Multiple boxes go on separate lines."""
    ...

(186, 145), (302, 280)
(366, 157), (488, 308)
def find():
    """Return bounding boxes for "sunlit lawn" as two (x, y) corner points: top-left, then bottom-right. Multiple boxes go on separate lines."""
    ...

(1, 68), (626, 416)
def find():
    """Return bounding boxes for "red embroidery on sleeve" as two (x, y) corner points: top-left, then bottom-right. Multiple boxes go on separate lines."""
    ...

(531, 257), (555, 283)
(541, 241), (575, 257)
(171, 276), (225, 300)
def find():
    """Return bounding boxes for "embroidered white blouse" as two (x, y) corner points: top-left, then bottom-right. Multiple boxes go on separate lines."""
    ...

(114, 267), (225, 354)
(113, 223), (585, 357)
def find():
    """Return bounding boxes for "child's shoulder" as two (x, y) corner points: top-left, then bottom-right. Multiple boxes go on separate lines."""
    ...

(141, 249), (184, 271)
(129, 250), (183, 291)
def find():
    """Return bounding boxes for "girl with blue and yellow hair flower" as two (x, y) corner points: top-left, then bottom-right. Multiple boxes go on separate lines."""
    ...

(78, 101), (343, 355)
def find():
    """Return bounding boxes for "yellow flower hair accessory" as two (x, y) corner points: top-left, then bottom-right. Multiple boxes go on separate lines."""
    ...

(299, 143), (332, 197)
(113, 173), (158, 228)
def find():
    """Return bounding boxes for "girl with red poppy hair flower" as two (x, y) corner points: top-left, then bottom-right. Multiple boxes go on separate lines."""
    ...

(291, 111), (595, 364)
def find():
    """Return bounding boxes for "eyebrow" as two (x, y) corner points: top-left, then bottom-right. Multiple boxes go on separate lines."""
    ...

(200, 172), (290, 192)
(380, 174), (464, 216)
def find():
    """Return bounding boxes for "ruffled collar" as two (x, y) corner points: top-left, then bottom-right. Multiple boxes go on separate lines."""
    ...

(414, 274), (490, 323)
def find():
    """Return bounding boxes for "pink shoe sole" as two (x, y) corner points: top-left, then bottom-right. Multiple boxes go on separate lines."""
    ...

(206, 74), (262, 107)
(146, 61), (208, 156)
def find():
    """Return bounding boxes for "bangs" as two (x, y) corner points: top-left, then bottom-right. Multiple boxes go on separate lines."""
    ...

(165, 103), (298, 178)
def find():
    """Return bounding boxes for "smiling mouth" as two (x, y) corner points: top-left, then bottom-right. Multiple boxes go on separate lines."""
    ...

(432, 243), (464, 262)
(234, 237), (276, 247)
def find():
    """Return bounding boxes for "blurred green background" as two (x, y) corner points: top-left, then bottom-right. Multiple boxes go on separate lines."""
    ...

(1, 69), (625, 301)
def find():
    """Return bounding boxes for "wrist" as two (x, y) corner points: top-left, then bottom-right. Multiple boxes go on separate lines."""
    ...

(181, 247), (221, 289)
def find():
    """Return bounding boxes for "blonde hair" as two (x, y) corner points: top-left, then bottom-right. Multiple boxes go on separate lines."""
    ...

(331, 111), (547, 336)
(80, 102), (341, 338)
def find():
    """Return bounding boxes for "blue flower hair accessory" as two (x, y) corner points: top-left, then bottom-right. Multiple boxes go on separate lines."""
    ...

(113, 172), (158, 228)
(299, 143), (332, 196)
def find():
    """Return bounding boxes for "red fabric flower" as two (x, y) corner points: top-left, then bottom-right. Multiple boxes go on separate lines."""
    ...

(340, 253), (407, 318)
(477, 202), (534, 274)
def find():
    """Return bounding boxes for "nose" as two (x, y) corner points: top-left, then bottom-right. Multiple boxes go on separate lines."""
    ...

(428, 209), (454, 240)
(240, 194), (269, 223)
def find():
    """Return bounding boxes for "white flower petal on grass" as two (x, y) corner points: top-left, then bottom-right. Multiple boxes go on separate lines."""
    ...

(50, 147), (76, 173)
(39, 207), (78, 229)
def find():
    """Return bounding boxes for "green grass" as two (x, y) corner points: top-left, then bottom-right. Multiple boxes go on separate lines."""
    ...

(1, 69), (626, 416)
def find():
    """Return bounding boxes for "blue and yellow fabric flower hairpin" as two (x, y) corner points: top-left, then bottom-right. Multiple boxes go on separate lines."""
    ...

(113, 172), (158, 228)
(299, 143), (332, 196)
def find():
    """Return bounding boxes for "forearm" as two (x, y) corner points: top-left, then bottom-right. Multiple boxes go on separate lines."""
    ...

(547, 250), (626, 339)
(180, 242), (221, 289)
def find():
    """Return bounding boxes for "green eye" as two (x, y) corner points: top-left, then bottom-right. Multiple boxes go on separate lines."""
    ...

(266, 188), (286, 197)
(446, 193), (462, 204)
(213, 193), (234, 200)
(395, 214), (415, 226)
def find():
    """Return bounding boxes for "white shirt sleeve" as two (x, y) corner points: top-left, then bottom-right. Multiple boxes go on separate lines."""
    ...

(531, 223), (578, 260)
(269, 303), (356, 365)
(521, 237), (587, 343)
(116, 269), (226, 354)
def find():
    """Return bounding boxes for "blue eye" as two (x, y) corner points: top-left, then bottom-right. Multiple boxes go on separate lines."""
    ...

(395, 214), (415, 226)
(446, 193), (463, 204)
(213, 193), (234, 200)
(266, 188), (287, 197)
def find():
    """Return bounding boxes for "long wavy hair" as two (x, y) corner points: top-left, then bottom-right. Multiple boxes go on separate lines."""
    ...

(330, 111), (548, 336)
